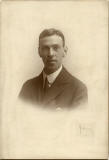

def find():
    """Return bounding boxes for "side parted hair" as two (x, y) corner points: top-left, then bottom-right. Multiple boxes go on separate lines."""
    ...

(39, 28), (65, 46)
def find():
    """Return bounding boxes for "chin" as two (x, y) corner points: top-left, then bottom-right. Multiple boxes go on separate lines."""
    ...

(45, 65), (58, 74)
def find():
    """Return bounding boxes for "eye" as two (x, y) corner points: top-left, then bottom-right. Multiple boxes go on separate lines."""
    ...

(41, 46), (49, 51)
(53, 45), (59, 50)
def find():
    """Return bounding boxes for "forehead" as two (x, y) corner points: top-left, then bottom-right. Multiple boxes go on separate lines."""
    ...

(39, 35), (63, 46)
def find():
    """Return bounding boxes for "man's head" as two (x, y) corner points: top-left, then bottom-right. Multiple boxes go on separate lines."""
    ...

(38, 28), (67, 74)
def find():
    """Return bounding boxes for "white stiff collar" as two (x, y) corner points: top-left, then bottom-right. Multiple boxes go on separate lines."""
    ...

(43, 65), (62, 88)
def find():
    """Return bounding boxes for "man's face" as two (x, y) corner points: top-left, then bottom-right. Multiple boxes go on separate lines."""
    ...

(39, 35), (67, 74)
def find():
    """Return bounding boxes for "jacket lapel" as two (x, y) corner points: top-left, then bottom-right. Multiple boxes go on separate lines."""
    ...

(36, 72), (44, 102)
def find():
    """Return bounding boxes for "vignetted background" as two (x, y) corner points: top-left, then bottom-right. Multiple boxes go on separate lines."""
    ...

(0, 0), (108, 158)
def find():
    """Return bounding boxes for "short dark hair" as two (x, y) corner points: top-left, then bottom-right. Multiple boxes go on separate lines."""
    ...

(39, 28), (65, 46)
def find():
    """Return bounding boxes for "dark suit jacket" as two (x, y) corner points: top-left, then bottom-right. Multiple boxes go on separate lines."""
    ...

(19, 67), (88, 109)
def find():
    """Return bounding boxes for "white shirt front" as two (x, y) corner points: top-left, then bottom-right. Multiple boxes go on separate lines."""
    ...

(43, 65), (62, 88)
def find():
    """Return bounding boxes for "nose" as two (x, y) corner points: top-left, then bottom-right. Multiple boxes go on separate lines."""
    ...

(48, 48), (54, 57)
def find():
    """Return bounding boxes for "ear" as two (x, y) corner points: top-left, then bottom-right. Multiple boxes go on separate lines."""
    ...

(63, 46), (68, 57)
(38, 47), (42, 57)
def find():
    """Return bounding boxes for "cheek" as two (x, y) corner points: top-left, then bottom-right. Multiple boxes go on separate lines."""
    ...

(39, 49), (48, 57)
(42, 56), (47, 63)
(56, 51), (64, 59)
(40, 52), (48, 59)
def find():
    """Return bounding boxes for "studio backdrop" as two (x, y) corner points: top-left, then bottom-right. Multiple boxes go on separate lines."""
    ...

(0, 0), (108, 159)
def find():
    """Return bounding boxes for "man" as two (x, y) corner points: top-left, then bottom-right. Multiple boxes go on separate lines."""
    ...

(19, 28), (88, 109)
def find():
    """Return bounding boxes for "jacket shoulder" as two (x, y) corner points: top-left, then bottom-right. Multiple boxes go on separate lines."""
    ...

(19, 76), (40, 101)
(63, 68), (87, 89)
(71, 76), (88, 105)
(22, 76), (39, 89)
(63, 68), (88, 105)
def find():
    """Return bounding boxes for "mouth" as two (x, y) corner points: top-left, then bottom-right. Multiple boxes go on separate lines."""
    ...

(47, 60), (57, 64)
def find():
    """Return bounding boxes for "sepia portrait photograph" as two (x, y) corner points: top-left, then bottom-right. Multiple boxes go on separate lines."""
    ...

(0, 0), (108, 159)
